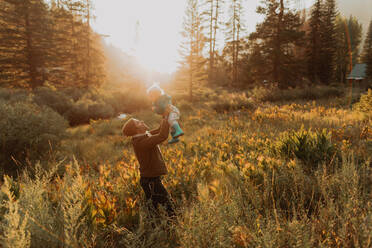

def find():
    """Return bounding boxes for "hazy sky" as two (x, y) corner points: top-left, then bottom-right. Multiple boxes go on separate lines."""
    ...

(91, 0), (370, 73)
(91, 0), (279, 73)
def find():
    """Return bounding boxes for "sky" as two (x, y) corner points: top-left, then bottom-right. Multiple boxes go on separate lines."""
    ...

(92, 0), (270, 73)
(91, 0), (370, 74)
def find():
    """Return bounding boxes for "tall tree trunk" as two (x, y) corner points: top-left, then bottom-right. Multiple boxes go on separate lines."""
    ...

(209, 0), (214, 77)
(24, 2), (38, 88)
(212, 0), (219, 69)
(235, 2), (241, 86)
(69, 4), (78, 83)
(232, 0), (237, 86)
(86, 0), (90, 85)
(190, 11), (195, 101)
(274, 0), (284, 85)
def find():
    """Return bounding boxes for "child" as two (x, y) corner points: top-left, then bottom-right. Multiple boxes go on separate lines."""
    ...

(147, 83), (184, 144)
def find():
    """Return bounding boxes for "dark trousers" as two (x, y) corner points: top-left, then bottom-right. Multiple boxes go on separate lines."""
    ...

(140, 176), (175, 217)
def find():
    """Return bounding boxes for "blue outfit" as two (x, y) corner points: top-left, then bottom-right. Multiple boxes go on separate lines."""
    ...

(152, 94), (184, 144)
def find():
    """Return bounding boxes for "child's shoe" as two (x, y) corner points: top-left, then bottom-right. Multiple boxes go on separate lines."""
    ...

(168, 123), (184, 144)
(168, 136), (180, 144)
(171, 122), (184, 138)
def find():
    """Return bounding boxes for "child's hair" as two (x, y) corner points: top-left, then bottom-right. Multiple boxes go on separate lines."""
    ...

(146, 82), (164, 95)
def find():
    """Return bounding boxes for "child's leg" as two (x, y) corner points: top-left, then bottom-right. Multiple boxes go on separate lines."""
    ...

(167, 105), (180, 126)
(167, 106), (183, 144)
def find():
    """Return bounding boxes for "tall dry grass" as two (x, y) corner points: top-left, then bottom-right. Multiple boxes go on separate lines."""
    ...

(0, 86), (371, 247)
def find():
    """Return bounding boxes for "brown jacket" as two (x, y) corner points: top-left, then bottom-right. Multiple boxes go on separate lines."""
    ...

(132, 119), (169, 177)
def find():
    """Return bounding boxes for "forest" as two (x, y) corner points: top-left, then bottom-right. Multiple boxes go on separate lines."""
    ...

(0, 0), (371, 247)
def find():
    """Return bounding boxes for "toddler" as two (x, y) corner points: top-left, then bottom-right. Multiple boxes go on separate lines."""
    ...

(147, 83), (184, 144)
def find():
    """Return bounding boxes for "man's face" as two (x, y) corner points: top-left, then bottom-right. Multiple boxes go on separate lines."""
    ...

(133, 119), (149, 133)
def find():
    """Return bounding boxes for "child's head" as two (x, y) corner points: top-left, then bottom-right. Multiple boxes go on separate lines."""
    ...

(147, 83), (164, 102)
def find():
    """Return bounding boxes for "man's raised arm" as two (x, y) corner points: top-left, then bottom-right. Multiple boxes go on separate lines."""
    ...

(149, 126), (160, 135)
(136, 118), (169, 148)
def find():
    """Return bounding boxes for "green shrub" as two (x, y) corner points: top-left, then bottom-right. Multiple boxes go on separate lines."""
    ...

(105, 91), (149, 114)
(87, 101), (115, 120)
(177, 100), (194, 113)
(61, 162), (91, 247)
(0, 177), (31, 248)
(65, 99), (115, 126)
(63, 90), (149, 126)
(210, 92), (255, 113)
(64, 100), (92, 126)
(0, 88), (31, 103)
(251, 86), (272, 102)
(354, 89), (372, 116)
(252, 85), (344, 103)
(33, 86), (73, 116)
(60, 87), (87, 102)
(17, 164), (63, 247)
(274, 127), (338, 170)
(0, 101), (67, 176)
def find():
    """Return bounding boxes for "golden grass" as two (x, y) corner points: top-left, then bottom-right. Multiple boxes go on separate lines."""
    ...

(1, 88), (371, 247)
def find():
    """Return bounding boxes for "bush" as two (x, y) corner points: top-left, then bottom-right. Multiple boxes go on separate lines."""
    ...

(65, 99), (115, 126)
(354, 89), (372, 116)
(63, 90), (149, 126)
(0, 88), (31, 103)
(33, 86), (73, 116)
(251, 85), (344, 103)
(177, 100), (194, 113)
(0, 101), (68, 176)
(60, 87), (87, 102)
(210, 92), (256, 113)
(274, 127), (338, 171)
(104, 91), (149, 114)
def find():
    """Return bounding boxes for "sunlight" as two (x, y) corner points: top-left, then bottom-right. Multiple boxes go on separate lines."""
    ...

(92, 0), (265, 74)
(92, 0), (362, 74)
(93, 0), (185, 74)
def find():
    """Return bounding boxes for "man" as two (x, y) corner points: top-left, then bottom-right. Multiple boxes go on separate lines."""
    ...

(122, 116), (174, 217)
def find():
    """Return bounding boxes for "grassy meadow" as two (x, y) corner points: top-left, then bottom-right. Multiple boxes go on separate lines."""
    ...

(0, 86), (371, 248)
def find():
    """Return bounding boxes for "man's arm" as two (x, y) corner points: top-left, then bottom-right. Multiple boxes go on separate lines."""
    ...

(149, 127), (160, 135)
(136, 119), (169, 148)
(149, 106), (171, 135)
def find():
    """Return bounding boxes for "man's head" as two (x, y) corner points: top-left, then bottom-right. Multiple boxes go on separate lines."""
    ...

(122, 118), (149, 137)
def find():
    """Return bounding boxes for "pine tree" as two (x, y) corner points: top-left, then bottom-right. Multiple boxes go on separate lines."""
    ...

(335, 16), (363, 83)
(0, 0), (51, 88)
(307, 0), (337, 84)
(47, 1), (76, 86)
(319, 0), (337, 84)
(250, 0), (304, 88)
(225, 0), (244, 86)
(56, 0), (103, 88)
(363, 20), (372, 80)
(203, 0), (223, 84)
(307, 0), (323, 83)
(179, 0), (207, 100)
(0, 0), (105, 89)
(0, 0), (25, 87)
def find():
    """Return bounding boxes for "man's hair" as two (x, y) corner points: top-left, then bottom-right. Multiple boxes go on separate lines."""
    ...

(122, 118), (137, 137)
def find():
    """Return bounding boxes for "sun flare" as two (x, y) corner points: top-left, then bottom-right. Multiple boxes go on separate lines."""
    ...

(93, 0), (185, 74)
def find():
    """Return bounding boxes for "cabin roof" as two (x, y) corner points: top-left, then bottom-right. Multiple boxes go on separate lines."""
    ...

(347, 64), (367, 80)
